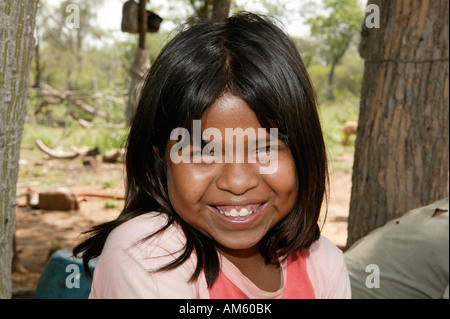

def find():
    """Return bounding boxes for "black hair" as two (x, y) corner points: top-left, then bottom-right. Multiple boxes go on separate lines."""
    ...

(73, 12), (328, 288)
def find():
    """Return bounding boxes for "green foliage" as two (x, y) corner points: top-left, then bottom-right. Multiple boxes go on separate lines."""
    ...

(306, 0), (364, 63)
(146, 32), (175, 63)
(297, 0), (364, 101)
(292, 37), (320, 67)
(34, 0), (107, 90)
(64, 121), (128, 153)
(27, 0), (363, 160)
(307, 64), (329, 99)
(303, 43), (363, 104)
(188, 0), (214, 22)
(104, 199), (120, 209)
(100, 179), (117, 189)
(22, 93), (129, 156)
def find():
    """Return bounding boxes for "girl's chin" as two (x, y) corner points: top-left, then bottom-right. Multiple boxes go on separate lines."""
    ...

(214, 236), (263, 253)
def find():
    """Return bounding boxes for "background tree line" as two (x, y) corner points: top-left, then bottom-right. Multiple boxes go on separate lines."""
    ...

(32, 0), (364, 102)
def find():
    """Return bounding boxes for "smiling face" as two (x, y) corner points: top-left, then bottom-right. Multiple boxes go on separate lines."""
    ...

(166, 94), (298, 253)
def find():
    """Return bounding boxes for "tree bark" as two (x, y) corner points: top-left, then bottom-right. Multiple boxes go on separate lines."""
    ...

(212, 0), (231, 20)
(138, 0), (147, 49)
(327, 61), (336, 101)
(0, 0), (38, 298)
(347, 0), (449, 248)
(125, 0), (150, 125)
(327, 36), (352, 101)
(33, 39), (41, 91)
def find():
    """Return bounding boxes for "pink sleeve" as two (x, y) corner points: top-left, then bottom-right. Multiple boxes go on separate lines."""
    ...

(89, 213), (209, 299)
(306, 236), (351, 299)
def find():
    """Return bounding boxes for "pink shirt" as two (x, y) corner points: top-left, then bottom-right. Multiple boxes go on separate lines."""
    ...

(89, 213), (351, 299)
(209, 250), (316, 298)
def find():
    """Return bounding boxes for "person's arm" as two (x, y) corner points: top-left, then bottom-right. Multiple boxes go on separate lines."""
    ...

(442, 285), (449, 299)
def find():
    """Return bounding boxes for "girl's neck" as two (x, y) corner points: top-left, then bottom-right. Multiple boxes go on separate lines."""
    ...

(216, 245), (281, 292)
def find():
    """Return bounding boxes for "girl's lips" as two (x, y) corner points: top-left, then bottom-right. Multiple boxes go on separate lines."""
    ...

(207, 202), (268, 229)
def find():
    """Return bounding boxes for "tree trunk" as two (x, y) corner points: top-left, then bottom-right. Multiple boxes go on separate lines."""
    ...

(347, 0), (449, 248)
(138, 0), (147, 49)
(212, 0), (231, 20)
(34, 39), (41, 91)
(125, 0), (150, 125)
(327, 60), (336, 101)
(327, 36), (352, 101)
(0, 0), (38, 298)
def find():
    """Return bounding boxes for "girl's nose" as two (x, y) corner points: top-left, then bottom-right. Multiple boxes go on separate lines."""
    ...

(215, 162), (259, 195)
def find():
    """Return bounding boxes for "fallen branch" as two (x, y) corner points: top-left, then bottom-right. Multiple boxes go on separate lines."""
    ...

(72, 99), (108, 119)
(77, 118), (94, 128)
(34, 96), (63, 115)
(77, 192), (125, 200)
(35, 139), (124, 164)
(102, 149), (125, 163)
(38, 83), (108, 119)
(35, 139), (79, 159)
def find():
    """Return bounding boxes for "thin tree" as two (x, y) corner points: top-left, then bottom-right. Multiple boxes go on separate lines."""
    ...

(37, 0), (104, 90)
(0, 0), (39, 298)
(188, 0), (230, 22)
(125, 0), (151, 126)
(307, 0), (363, 101)
(212, 0), (231, 20)
(346, 0), (449, 248)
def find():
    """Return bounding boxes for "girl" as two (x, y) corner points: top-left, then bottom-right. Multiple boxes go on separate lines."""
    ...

(73, 12), (350, 299)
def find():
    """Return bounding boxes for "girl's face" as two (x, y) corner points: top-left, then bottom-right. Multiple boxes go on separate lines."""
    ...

(166, 94), (297, 253)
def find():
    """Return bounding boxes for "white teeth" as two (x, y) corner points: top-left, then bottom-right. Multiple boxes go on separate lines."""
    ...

(230, 208), (239, 216)
(239, 208), (249, 216)
(219, 210), (230, 216)
(219, 208), (254, 217)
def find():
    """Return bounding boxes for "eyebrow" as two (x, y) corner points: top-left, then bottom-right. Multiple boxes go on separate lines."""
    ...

(194, 127), (283, 146)
(200, 136), (280, 146)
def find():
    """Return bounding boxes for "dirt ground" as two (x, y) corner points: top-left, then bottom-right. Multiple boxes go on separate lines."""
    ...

(12, 147), (353, 297)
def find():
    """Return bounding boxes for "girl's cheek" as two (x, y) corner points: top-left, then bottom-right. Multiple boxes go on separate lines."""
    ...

(167, 162), (217, 201)
(264, 151), (297, 185)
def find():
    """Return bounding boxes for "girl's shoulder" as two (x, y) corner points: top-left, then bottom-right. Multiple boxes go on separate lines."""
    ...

(305, 236), (346, 271)
(104, 212), (186, 254)
(308, 236), (344, 259)
(304, 236), (351, 298)
(91, 212), (205, 298)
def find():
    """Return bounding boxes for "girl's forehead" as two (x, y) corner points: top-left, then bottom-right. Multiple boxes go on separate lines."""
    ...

(201, 94), (263, 130)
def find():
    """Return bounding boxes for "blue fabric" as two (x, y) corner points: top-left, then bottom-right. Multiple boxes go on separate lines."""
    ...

(35, 249), (97, 299)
